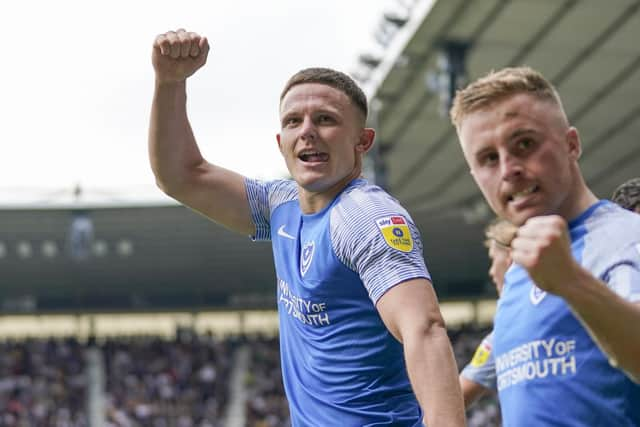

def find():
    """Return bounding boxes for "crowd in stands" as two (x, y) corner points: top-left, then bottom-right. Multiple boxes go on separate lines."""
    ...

(242, 325), (500, 427)
(0, 337), (87, 426)
(0, 325), (498, 427)
(450, 325), (501, 427)
(102, 332), (234, 427)
(243, 336), (289, 427)
(0, 333), (234, 427)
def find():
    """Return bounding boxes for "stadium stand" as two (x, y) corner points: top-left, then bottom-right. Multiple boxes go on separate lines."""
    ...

(0, 326), (499, 426)
(3, 2), (640, 426)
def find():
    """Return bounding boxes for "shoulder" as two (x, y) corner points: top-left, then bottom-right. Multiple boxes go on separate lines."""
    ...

(267, 179), (298, 208)
(580, 201), (640, 275)
(329, 180), (422, 257)
(246, 178), (298, 210)
(245, 178), (298, 241)
(330, 180), (416, 231)
(588, 200), (640, 228)
(582, 201), (640, 248)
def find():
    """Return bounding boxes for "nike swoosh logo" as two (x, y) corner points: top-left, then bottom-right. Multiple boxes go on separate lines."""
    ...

(277, 225), (296, 240)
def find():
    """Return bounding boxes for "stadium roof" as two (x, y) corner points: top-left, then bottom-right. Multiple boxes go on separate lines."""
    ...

(0, 206), (275, 313)
(358, 0), (640, 291)
(367, 0), (640, 213)
(3, 0), (639, 313)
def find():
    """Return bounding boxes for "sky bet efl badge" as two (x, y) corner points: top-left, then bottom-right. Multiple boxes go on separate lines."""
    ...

(376, 215), (413, 253)
(470, 339), (492, 367)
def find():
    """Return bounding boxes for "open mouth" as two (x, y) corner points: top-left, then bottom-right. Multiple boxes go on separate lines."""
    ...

(507, 185), (538, 203)
(298, 151), (329, 163)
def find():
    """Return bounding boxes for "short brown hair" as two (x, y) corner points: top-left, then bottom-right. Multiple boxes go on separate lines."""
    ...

(450, 66), (563, 128)
(611, 177), (640, 211)
(280, 67), (368, 120)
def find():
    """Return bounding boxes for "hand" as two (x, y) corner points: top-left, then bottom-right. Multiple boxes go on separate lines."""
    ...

(510, 215), (581, 296)
(152, 29), (209, 83)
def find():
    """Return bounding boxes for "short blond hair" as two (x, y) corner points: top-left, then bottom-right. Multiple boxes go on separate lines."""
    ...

(483, 217), (517, 249)
(450, 66), (563, 128)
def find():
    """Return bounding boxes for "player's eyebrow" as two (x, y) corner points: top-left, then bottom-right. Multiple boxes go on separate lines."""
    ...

(507, 128), (538, 141)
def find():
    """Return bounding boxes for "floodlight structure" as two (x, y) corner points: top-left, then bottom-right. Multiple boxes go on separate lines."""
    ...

(426, 40), (470, 117)
(363, 98), (388, 189)
(375, 12), (410, 48)
(351, 2), (413, 84)
(68, 210), (94, 262)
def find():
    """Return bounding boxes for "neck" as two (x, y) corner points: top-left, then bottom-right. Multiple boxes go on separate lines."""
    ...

(562, 175), (599, 221)
(298, 172), (361, 214)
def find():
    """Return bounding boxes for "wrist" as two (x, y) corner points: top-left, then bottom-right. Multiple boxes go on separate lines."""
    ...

(154, 78), (186, 90)
(555, 264), (591, 301)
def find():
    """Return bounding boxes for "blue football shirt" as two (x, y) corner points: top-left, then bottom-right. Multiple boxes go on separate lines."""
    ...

(494, 201), (640, 426)
(246, 178), (430, 426)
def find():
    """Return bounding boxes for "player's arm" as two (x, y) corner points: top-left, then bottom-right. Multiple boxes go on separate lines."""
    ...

(512, 215), (640, 383)
(149, 29), (254, 235)
(554, 268), (640, 383)
(377, 279), (466, 427)
(460, 377), (490, 409)
(459, 330), (497, 408)
(459, 333), (495, 408)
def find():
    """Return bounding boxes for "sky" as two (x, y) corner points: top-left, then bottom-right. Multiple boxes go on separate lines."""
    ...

(0, 0), (405, 205)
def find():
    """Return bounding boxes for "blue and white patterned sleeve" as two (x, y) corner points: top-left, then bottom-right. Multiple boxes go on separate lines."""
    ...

(244, 178), (298, 241)
(583, 204), (640, 303)
(603, 243), (640, 303)
(460, 331), (497, 391)
(331, 185), (430, 304)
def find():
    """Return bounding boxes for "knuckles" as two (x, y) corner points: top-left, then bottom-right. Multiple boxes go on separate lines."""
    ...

(155, 30), (205, 58)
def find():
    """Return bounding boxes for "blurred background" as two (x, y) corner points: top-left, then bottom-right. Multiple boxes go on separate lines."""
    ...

(2, 0), (639, 425)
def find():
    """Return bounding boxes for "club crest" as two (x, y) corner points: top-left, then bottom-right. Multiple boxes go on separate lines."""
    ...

(530, 285), (547, 305)
(300, 241), (315, 277)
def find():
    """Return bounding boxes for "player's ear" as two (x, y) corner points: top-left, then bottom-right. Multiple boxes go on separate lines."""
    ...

(276, 133), (283, 154)
(566, 127), (582, 160)
(356, 128), (375, 154)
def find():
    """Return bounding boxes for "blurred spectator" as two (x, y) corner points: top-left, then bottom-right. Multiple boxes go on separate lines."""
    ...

(0, 337), (87, 426)
(0, 326), (500, 427)
(0, 333), (233, 427)
(101, 333), (233, 427)
(611, 177), (640, 213)
(450, 325), (501, 427)
(242, 327), (500, 427)
(244, 335), (290, 427)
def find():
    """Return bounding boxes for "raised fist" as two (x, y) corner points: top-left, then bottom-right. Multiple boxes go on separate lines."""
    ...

(510, 215), (579, 296)
(152, 29), (209, 83)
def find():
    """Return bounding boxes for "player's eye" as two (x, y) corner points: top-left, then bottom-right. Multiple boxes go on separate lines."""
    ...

(283, 117), (300, 127)
(480, 152), (499, 167)
(516, 138), (535, 152)
(317, 114), (335, 124)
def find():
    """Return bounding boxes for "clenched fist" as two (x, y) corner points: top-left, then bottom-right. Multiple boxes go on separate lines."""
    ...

(510, 215), (581, 296)
(152, 29), (209, 83)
